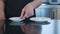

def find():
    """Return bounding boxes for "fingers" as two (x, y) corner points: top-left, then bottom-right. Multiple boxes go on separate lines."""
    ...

(22, 10), (34, 19)
(20, 7), (34, 19)
(30, 10), (34, 16)
(27, 10), (34, 17)
(20, 8), (28, 19)
(22, 11), (28, 19)
(20, 10), (34, 19)
(20, 8), (25, 19)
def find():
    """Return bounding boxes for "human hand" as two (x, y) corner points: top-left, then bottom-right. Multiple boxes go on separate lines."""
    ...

(20, 3), (35, 19)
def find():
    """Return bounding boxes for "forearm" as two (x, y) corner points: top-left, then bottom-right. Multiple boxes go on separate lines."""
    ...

(0, 0), (4, 11)
(29, 0), (42, 8)
(0, 0), (5, 34)
(0, 0), (5, 20)
(0, 0), (5, 28)
(0, 0), (5, 19)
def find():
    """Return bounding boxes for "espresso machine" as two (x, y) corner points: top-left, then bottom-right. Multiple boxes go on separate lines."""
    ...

(35, 0), (60, 19)
(48, 0), (60, 19)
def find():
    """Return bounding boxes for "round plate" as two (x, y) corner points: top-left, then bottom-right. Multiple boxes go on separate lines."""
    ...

(30, 17), (51, 22)
(9, 17), (24, 22)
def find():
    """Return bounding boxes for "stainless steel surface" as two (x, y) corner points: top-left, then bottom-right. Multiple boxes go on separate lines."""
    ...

(35, 4), (55, 19)
(53, 5), (60, 19)
(41, 19), (60, 34)
(35, 4), (60, 19)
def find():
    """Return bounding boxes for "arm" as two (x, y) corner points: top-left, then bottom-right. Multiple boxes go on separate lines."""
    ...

(29, 0), (42, 8)
(20, 0), (42, 19)
(0, 0), (5, 34)
(0, 0), (5, 20)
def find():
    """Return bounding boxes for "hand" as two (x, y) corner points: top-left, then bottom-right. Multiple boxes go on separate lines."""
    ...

(20, 3), (35, 19)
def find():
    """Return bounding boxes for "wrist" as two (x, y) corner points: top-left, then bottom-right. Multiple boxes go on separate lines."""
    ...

(29, 0), (42, 8)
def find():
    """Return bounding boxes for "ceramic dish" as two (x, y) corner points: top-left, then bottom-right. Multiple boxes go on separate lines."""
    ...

(9, 17), (24, 22)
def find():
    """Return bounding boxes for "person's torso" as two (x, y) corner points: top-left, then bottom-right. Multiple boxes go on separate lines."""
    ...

(4, 0), (33, 18)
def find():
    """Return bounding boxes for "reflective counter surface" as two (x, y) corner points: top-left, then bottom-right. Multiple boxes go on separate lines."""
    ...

(1, 19), (60, 34)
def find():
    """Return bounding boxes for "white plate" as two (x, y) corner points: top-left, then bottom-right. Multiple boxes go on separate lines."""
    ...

(30, 17), (51, 22)
(9, 17), (24, 22)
